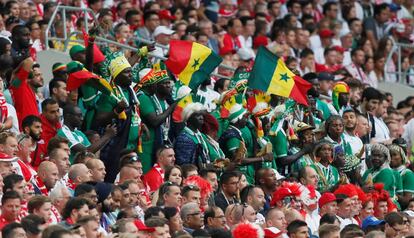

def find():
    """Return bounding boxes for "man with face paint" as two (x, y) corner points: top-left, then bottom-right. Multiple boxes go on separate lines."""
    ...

(95, 51), (141, 183)
(362, 143), (403, 199)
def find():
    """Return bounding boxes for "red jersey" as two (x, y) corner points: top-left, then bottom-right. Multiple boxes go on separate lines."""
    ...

(143, 163), (164, 193)
(0, 215), (18, 230)
(9, 66), (40, 128)
(219, 33), (242, 56)
(31, 115), (61, 168)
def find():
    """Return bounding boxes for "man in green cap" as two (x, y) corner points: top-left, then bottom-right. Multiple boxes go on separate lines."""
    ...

(137, 67), (176, 173)
(95, 51), (141, 183)
(69, 45), (86, 63)
(219, 104), (273, 184)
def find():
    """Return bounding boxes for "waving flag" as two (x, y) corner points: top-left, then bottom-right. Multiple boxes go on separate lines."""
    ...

(165, 40), (222, 90)
(248, 47), (311, 105)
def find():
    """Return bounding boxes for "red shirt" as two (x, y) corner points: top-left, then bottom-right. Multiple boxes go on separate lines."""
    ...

(31, 115), (61, 168)
(0, 215), (18, 230)
(9, 66), (40, 128)
(219, 33), (241, 56)
(143, 163), (164, 193)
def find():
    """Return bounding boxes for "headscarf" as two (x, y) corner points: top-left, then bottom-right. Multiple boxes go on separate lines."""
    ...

(332, 81), (349, 112)
(388, 144), (407, 165)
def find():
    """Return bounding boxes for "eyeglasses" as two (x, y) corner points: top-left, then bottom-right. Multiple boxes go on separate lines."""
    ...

(128, 156), (139, 162)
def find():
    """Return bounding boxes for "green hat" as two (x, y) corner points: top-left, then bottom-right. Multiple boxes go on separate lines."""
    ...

(52, 62), (67, 72)
(66, 61), (84, 74)
(228, 104), (247, 123)
(69, 45), (85, 58)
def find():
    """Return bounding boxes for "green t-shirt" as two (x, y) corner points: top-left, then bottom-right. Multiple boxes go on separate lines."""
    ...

(222, 126), (256, 185)
(268, 130), (288, 171)
(57, 125), (91, 163)
(137, 92), (167, 173)
(363, 167), (403, 198)
(97, 87), (140, 151)
(79, 85), (101, 130)
(316, 98), (332, 120)
(401, 169), (414, 194)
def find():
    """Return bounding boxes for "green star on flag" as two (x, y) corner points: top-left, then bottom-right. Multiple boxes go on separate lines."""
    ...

(192, 58), (200, 70)
(280, 73), (289, 82)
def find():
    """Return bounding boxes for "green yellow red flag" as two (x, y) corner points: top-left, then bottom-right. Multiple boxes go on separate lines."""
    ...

(165, 40), (222, 90)
(248, 47), (311, 105)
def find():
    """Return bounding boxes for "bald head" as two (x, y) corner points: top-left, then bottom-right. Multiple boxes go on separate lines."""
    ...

(69, 164), (91, 184)
(38, 161), (59, 190)
(86, 159), (106, 182)
(119, 165), (141, 184)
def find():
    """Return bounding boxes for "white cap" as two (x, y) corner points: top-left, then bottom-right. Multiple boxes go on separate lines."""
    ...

(153, 26), (175, 37)
(182, 102), (205, 122)
(237, 48), (254, 61)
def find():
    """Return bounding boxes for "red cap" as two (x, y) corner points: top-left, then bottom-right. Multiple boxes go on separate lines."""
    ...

(134, 220), (155, 232)
(0, 152), (18, 162)
(158, 9), (176, 20)
(332, 45), (345, 53)
(318, 192), (337, 208)
(319, 29), (334, 38)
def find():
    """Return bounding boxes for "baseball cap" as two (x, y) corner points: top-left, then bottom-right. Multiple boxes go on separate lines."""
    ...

(388, 3), (401, 12)
(153, 26), (175, 37)
(362, 216), (385, 230)
(0, 152), (18, 162)
(158, 10), (176, 20)
(319, 29), (334, 38)
(318, 72), (334, 81)
(134, 219), (155, 232)
(318, 192), (338, 208)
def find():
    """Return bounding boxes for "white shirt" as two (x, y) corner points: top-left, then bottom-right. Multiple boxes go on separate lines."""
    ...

(6, 103), (19, 134)
(337, 215), (358, 230)
(305, 212), (320, 234)
(373, 116), (390, 142)
(343, 131), (363, 156)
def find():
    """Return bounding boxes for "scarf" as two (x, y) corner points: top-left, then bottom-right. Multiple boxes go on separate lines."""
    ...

(154, 163), (165, 179)
(66, 178), (77, 191)
(40, 114), (61, 143)
(33, 175), (49, 196)
(0, 93), (8, 123)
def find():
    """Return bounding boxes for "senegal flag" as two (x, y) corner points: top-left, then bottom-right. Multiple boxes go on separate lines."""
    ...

(248, 47), (311, 105)
(165, 40), (222, 90)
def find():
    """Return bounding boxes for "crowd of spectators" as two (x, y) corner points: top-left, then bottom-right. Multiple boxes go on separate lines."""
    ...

(1, 0), (414, 237)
